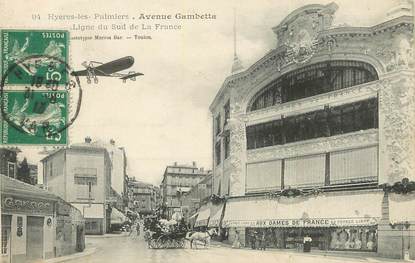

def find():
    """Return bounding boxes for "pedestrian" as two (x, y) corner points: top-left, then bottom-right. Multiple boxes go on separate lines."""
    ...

(232, 230), (241, 249)
(128, 221), (135, 237)
(136, 222), (141, 237)
(303, 235), (312, 252)
(251, 230), (257, 249)
(260, 231), (266, 250)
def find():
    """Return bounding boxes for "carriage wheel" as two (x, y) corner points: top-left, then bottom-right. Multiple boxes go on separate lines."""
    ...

(157, 237), (165, 249)
(165, 239), (172, 248)
(171, 239), (178, 248)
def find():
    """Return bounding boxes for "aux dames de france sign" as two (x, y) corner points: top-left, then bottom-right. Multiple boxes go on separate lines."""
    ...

(223, 218), (378, 228)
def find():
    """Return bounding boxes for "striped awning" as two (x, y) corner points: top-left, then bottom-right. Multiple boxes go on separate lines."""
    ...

(188, 212), (198, 219)
(194, 207), (210, 227)
(208, 204), (224, 227)
(222, 191), (383, 228)
(111, 207), (127, 225)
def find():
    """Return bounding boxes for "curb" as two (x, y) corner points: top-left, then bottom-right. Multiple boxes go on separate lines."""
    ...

(211, 243), (406, 262)
(86, 232), (129, 238)
(43, 247), (97, 263)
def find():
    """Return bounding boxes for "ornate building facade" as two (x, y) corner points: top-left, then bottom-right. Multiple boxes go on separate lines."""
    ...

(210, 2), (414, 259)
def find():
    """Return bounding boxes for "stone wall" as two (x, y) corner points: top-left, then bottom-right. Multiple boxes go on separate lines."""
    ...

(377, 192), (415, 259)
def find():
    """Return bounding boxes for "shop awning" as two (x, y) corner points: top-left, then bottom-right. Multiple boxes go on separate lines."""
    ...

(388, 193), (415, 224)
(208, 204), (224, 227)
(111, 207), (127, 225)
(194, 207), (210, 227)
(222, 191), (384, 228)
(188, 212), (198, 219)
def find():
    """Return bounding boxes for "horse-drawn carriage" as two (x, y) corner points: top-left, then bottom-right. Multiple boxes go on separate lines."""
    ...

(144, 216), (188, 249)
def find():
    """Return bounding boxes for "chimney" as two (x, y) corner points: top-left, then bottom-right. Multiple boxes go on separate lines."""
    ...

(192, 161), (196, 167)
(110, 139), (115, 145)
(85, 136), (92, 143)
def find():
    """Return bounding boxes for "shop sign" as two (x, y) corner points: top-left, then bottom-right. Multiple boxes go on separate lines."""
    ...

(2, 195), (54, 215)
(57, 201), (71, 216)
(223, 217), (378, 228)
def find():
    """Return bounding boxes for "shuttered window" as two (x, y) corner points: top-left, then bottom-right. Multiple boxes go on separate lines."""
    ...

(285, 154), (326, 188)
(246, 160), (282, 192)
(330, 146), (378, 185)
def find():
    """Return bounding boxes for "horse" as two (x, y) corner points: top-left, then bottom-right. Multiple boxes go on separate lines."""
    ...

(185, 228), (217, 249)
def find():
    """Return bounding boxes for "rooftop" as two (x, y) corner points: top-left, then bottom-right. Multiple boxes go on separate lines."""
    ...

(0, 175), (58, 200)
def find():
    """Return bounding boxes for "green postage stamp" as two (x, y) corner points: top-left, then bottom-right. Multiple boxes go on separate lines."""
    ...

(0, 29), (72, 145)
(1, 29), (69, 85)
(1, 90), (68, 145)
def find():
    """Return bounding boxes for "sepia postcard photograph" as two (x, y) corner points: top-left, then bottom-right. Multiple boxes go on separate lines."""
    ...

(0, 0), (414, 262)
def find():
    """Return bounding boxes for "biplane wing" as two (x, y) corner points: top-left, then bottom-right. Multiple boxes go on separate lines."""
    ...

(119, 72), (144, 80)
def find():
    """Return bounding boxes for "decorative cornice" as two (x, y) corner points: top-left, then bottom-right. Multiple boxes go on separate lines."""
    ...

(247, 129), (378, 162)
(209, 15), (413, 111)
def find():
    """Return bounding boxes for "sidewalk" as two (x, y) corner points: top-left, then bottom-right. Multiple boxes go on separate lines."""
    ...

(43, 247), (97, 263)
(86, 232), (130, 238)
(211, 241), (407, 262)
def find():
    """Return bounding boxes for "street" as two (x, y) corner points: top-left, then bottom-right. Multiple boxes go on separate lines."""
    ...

(68, 234), (399, 263)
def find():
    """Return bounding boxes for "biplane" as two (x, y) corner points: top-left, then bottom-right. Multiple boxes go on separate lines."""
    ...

(71, 56), (143, 83)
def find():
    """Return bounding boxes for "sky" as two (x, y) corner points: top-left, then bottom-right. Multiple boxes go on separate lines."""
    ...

(1, 0), (397, 186)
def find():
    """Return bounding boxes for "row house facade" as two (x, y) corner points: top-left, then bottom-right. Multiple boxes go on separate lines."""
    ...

(41, 137), (112, 235)
(160, 162), (209, 218)
(127, 178), (160, 216)
(181, 172), (213, 219)
(209, 2), (414, 259)
(0, 148), (19, 179)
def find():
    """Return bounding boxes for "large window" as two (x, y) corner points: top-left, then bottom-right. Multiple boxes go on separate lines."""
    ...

(249, 61), (378, 112)
(245, 146), (378, 192)
(215, 114), (221, 135)
(330, 146), (378, 185)
(246, 160), (282, 192)
(215, 141), (221, 165)
(224, 134), (230, 159)
(246, 98), (378, 150)
(284, 154), (326, 188)
(224, 100), (230, 126)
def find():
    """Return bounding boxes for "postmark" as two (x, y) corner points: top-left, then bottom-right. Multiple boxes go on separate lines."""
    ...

(1, 29), (69, 85)
(0, 54), (82, 145)
(1, 90), (68, 144)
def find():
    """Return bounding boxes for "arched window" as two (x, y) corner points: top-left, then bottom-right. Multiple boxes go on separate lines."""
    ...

(249, 60), (378, 112)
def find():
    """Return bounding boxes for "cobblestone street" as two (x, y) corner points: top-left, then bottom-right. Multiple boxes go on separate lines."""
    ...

(63, 235), (403, 263)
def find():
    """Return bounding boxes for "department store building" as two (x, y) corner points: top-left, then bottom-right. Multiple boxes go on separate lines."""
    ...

(209, 2), (414, 259)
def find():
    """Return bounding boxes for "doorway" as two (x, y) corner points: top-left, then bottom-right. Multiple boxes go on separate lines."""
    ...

(26, 216), (44, 260)
(1, 215), (12, 263)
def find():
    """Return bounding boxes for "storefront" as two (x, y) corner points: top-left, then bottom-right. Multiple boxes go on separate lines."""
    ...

(1, 175), (58, 263)
(222, 190), (383, 252)
(72, 203), (105, 235)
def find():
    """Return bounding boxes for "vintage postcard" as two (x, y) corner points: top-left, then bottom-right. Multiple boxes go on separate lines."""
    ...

(0, 0), (414, 262)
